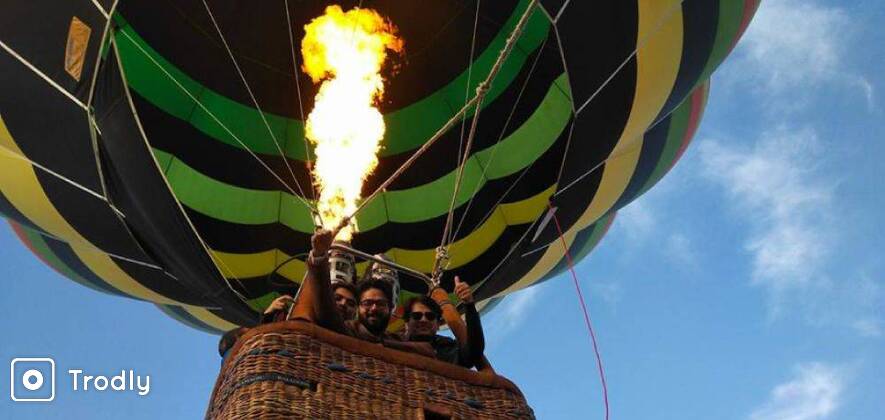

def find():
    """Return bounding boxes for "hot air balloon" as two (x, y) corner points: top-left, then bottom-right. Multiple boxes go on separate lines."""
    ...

(1, 0), (758, 418)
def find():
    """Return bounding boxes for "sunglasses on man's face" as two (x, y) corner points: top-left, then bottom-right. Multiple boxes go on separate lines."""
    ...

(408, 311), (439, 322)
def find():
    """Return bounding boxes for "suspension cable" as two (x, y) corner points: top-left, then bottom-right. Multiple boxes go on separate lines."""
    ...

(332, 0), (539, 244)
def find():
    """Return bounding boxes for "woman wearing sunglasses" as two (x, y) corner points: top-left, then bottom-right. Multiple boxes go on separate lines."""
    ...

(403, 277), (485, 369)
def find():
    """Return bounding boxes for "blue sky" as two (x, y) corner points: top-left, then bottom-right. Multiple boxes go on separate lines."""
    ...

(3, 0), (883, 418)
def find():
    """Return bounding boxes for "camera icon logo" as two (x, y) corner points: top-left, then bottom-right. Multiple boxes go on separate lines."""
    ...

(10, 358), (55, 402)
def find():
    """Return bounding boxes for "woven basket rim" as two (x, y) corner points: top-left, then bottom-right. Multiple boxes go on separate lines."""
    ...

(221, 320), (523, 395)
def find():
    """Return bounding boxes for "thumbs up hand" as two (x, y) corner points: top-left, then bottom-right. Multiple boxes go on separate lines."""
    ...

(454, 276), (474, 304)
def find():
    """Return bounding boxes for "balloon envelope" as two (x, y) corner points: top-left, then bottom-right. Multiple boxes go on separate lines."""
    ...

(0, 0), (758, 333)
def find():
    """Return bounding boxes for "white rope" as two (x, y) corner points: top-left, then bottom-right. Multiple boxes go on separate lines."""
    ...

(450, 34), (550, 242)
(24, 221), (166, 271)
(554, 0), (686, 197)
(109, 35), (253, 305)
(90, 0), (110, 18)
(201, 0), (314, 212)
(435, 0), (539, 275)
(0, 142), (124, 218)
(0, 40), (87, 111)
(86, 0), (120, 108)
(553, 0), (572, 23)
(574, 0), (685, 115)
(554, 108), (661, 198)
(116, 29), (311, 209)
(454, 0), (483, 196)
(283, 0), (317, 202)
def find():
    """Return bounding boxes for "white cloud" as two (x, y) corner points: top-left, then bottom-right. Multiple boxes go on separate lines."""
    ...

(698, 127), (882, 333)
(749, 362), (845, 420)
(614, 198), (655, 242)
(664, 232), (699, 271)
(725, 0), (874, 110)
(699, 126), (834, 296)
(588, 277), (623, 309)
(486, 285), (543, 344)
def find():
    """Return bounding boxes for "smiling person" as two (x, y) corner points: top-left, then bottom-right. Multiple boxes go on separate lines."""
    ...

(406, 276), (485, 369)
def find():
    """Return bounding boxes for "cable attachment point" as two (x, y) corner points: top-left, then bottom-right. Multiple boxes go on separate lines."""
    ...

(475, 81), (490, 96)
(431, 246), (450, 286)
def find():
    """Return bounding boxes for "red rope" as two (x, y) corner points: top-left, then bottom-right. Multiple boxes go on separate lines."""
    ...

(548, 203), (610, 420)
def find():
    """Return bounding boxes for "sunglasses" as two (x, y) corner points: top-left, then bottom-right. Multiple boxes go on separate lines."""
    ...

(408, 311), (439, 322)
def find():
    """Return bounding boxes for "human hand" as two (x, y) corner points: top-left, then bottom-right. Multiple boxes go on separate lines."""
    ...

(264, 295), (294, 314)
(454, 276), (474, 304)
(311, 229), (334, 257)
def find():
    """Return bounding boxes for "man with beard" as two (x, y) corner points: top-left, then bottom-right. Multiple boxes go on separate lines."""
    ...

(260, 241), (359, 324)
(403, 276), (485, 368)
(284, 230), (435, 357)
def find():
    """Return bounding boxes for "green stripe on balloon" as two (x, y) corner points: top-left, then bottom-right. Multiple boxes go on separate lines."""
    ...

(114, 0), (550, 161)
(697, 0), (747, 83)
(151, 73), (572, 231)
(10, 222), (115, 296)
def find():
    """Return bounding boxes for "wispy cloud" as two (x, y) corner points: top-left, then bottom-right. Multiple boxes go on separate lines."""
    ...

(614, 198), (655, 243)
(664, 232), (699, 271)
(724, 0), (874, 111)
(486, 284), (544, 345)
(699, 127), (832, 294)
(749, 362), (845, 420)
(698, 126), (882, 333)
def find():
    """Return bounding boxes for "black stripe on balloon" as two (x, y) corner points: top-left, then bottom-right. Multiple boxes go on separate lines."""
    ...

(655, 0), (719, 124)
(473, 221), (549, 300)
(209, 306), (256, 329)
(93, 45), (257, 325)
(546, 69), (635, 249)
(539, 0), (569, 19)
(163, 304), (221, 334)
(552, 0), (638, 107)
(230, 221), (535, 302)
(0, 0), (104, 103)
(537, 219), (604, 285)
(42, 236), (129, 298)
(0, 191), (44, 234)
(375, 35), (565, 191)
(129, 35), (562, 194)
(118, 0), (518, 117)
(0, 54), (103, 193)
(33, 169), (150, 261)
(129, 93), (310, 193)
(612, 115), (674, 210)
(182, 122), (571, 255)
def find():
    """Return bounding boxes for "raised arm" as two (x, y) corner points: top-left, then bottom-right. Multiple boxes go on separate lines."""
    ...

(454, 276), (485, 368)
(287, 230), (346, 333)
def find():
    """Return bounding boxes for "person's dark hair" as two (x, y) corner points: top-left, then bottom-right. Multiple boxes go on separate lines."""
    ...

(332, 281), (357, 297)
(403, 295), (442, 321)
(356, 278), (394, 307)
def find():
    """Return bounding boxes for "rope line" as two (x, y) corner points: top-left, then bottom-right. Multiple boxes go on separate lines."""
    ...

(549, 202), (610, 420)
(116, 30), (313, 212)
(109, 35), (253, 305)
(434, 0), (540, 277)
(283, 0), (317, 202)
(454, 0), (483, 195)
(451, 34), (550, 242)
(331, 1), (539, 240)
(201, 0), (313, 212)
(0, 40), (87, 111)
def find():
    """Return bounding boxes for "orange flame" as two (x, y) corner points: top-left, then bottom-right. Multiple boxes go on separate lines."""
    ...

(302, 5), (403, 241)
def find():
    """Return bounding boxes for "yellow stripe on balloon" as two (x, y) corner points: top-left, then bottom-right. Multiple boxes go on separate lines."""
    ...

(496, 1), (685, 296)
(0, 115), (180, 304)
(181, 305), (239, 332)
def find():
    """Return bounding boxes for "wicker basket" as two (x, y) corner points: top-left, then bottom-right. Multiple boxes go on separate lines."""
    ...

(206, 320), (534, 419)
